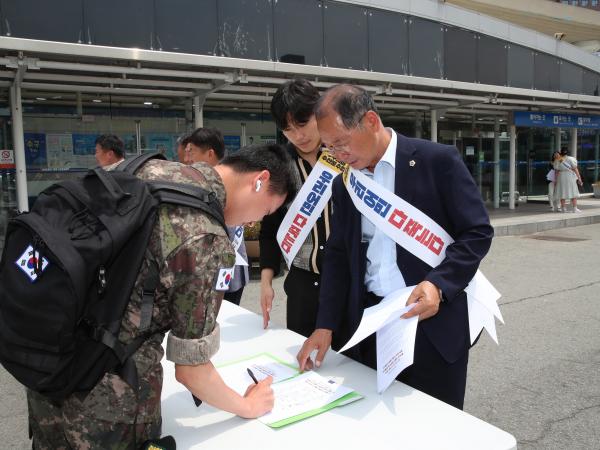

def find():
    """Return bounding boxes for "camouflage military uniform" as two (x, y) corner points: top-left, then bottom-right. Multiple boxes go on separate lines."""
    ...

(27, 160), (235, 449)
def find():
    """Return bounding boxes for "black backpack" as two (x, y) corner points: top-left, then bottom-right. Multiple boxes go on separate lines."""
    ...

(0, 153), (227, 401)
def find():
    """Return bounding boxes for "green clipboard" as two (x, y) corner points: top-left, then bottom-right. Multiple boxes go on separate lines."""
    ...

(266, 390), (363, 428)
(217, 352), (364, 428)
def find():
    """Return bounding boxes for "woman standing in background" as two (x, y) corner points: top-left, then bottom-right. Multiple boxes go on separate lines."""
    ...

(554, 148), (583, 213)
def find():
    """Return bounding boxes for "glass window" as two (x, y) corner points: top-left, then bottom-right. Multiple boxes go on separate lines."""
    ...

(83, 0), (153, 48)
(591, 0), (597, 6)
(445, 26), (477, 83)
(478, 35), (507, 86)
(274, 0), (324, 66)
(368, 9), (409, 75)
(323, 1), (368, 70)
(217, 0), (274, 60)
(408, 17), (444, 79)
(507, 44), (534, 89)
(534, 52), (560, 92)
(155, 0), (218, 55)
(581, 0), (588, 6)
(559, 61), (583, 93)
(1, 0), (82, 42)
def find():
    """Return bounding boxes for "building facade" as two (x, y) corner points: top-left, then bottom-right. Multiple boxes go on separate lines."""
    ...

(0, 0), (599, 247)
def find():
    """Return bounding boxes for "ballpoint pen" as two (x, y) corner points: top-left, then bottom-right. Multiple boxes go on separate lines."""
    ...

(247, 367), (259, 384)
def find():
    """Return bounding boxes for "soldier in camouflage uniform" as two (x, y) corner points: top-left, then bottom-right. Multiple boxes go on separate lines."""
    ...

(27, 144), (297, 449)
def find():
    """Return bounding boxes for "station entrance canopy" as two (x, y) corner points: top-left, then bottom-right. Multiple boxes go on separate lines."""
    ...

(0, 36), (599, 127)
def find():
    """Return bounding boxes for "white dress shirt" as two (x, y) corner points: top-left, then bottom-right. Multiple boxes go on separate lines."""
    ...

(362, 129), (406, 297)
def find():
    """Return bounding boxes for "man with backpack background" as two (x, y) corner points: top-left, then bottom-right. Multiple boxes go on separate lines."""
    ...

(175, 127), (249, 307)
(2, 144), (296, 448)
(94, 134), (125, 167)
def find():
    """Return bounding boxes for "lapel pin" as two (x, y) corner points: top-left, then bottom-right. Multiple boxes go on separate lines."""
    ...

(409, 160), (416, 167)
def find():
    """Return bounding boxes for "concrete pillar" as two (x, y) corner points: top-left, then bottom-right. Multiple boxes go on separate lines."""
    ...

(241, 122), (247, 147)
(594, 130), (599, 183)
(194, 95), (204, 129)
(527, 129), (534, 194)
(414, 113), (422, 139)
(185, 99), (193, 131)
(554, 127), (561, 152)
(569, 128), (577, 158)
(9, 82), (28, 212)
(76, 92), (83, 117)
(135, 120), (142, 155)
(430, 110), (437, 143)
(509, 124), (517, 210)
(493, 118), (500, 209)
(477, 133), (483, 193)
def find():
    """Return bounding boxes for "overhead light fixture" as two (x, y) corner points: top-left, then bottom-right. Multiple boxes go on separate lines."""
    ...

(143, 101), (153, 106)
(35, 97), (46, 101)
(92, 99), (102, 103)
(439, 116), (445, 119)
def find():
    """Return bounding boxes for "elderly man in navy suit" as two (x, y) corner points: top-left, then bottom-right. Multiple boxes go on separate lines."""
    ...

(296, 84), (493, 409)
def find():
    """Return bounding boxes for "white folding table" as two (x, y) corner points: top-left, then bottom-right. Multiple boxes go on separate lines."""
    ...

(161, 301), (517, 450)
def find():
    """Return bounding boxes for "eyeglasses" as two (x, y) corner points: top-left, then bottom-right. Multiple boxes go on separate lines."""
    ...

(326, 113), (367, 156)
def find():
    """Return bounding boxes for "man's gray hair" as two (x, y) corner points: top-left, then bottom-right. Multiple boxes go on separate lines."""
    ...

(315, 84), (378, 129)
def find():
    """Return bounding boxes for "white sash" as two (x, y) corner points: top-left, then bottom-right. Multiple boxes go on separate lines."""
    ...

(344, 167), (503, 344)
(276, 152), (346, 267)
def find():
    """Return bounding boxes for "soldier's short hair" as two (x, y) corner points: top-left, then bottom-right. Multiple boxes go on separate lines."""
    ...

(176, 132), (192, 147)
(220, 144), (298, 202)
(188, 127), (226, 160)
(95, 134), (124, 157)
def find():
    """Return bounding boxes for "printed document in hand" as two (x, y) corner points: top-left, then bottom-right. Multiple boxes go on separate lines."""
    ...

(338, 286), (419, 394)
(339, 286), (416, 353)
(376, 314), (418, 393)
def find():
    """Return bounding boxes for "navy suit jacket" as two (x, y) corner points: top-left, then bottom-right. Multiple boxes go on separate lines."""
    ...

(316, 133), (494, 364)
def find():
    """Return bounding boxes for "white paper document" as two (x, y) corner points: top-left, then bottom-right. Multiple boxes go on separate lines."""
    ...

(339, 286), (416, 353)
(464, 270), (503, 345)
(376, 314), (419, 393)
(217, 353), (298, 396)
(465, 270), (503, 322)
(258, 371), (356, 426)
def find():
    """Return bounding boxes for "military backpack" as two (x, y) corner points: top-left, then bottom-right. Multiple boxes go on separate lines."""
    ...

(0, 153), (226, 401)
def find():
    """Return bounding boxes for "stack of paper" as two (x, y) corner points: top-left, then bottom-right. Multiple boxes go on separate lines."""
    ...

(217, 353), (362, 428)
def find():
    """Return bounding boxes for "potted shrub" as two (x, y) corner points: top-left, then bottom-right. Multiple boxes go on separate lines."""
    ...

(243, 221), (261, 264)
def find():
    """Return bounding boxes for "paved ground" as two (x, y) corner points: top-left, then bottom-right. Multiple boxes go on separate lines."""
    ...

(2, 219), (599, 449)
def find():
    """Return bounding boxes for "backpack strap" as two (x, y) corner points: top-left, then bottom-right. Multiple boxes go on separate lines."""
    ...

(139, 254), (159, 332)
(116, 152), (167, 175)
(90, 167), (131, 202)
(148, 181), (227, 233)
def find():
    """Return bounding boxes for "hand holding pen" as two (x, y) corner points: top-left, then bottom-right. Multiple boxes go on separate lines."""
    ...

(242, 367), (274, 418)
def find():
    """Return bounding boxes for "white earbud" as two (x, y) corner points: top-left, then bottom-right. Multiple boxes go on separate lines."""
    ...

(255, 179), (262, 192)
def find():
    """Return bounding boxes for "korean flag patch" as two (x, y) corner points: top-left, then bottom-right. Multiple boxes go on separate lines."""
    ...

(213, 266), (235, 291)
(15, 245), (49, 282)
